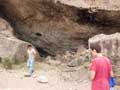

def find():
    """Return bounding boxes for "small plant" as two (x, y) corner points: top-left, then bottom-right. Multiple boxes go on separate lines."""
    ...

(14, 59), (21, 65)
(2, 57), (13, 69)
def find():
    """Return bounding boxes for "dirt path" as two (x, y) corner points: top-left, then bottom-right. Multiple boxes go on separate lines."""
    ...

(0, 63), (119, 90)
(0, 70), (90, 90)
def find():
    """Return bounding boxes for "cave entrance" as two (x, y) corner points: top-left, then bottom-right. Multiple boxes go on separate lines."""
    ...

(36, 47), (51, 57)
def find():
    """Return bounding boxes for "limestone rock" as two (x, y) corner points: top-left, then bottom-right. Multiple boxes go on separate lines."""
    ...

(0, 18), (40, 62)
(37, 75), (48, 83)
(89, 33), (120, 58)
(57, 0), (120, 10)
(45, 56), (61, 66)
(67, 49), (90, 67)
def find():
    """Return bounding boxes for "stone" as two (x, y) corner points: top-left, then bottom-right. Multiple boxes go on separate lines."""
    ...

(89, 33), (120, 58)
(0, 17), (40, 62)
(67, 50), (90, 67)
(37, 75), (48, 83)
(0, 36), (40, 62)
(46, 57), (61, 66)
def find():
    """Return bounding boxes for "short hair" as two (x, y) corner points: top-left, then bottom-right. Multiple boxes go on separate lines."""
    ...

(27, 44), (32, 48)
(89, 43), (101, 53)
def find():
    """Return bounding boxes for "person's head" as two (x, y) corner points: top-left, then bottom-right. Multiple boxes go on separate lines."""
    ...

(89, 43), (101, 57)
(27, 44), (32, 49)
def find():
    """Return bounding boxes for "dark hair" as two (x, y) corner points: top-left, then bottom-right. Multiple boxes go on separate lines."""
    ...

(90, 43), (101, 53)
(27, 45), (32, 48)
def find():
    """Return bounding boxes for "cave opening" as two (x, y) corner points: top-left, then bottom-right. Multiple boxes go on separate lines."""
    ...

(0, 3), (16, 30)
(36, 47), (51, 57)
(0, 4), (8, 20)
(76, 9), (120, 27)
(76, 9), (97, 25)
(0, 1), (120, 58)
(35, 32), (42, 37)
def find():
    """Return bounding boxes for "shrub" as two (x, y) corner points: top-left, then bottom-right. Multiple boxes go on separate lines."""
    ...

(2, 57), (13, 69)
(14, 59), (21, 65)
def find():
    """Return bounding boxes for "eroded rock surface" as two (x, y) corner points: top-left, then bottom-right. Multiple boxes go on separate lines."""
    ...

(0, 0), (120, 56)
(57, 0), (120, 10)
(0, 18), (40, 62)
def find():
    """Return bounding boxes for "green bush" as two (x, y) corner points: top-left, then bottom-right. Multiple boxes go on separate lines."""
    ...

(14, 59), (21, 65)
(2, 57), (13, 69)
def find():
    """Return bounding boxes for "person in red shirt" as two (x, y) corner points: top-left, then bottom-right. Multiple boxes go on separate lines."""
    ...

(89, 43), (114, 90)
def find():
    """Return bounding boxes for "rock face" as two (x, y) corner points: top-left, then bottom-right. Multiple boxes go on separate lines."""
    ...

(0, 36), (27, 62)
(57, 0), (120, 10)
(0, 0), (120, 56)
(89, 33), (120, 84)
(0, 18), (40, 62)
(89, 33), (120, 58)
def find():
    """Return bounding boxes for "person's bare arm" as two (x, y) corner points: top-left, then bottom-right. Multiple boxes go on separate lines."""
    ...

(110, 70), (114, 77)
(90, 70), (95, 80)
(32, 48), (37, 56)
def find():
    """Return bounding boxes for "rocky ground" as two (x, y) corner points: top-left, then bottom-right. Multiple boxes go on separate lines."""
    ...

(0, 62), (119, 90)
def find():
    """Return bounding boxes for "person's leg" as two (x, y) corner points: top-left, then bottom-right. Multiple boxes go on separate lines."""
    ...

(25, 59), (31, 76)
(29, 66), (33, 76)
(29, 59), (34, 76)
(110, 87), (114, 90)
(27, 59), (30, 67)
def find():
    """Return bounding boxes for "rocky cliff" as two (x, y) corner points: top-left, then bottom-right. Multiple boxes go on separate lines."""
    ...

(0, 0), (120, 56)
(57, 0), (120, 10)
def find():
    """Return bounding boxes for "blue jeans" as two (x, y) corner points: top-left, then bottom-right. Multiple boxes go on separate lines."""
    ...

(27, 58), (34, 75)
(110, 87), (114, 90)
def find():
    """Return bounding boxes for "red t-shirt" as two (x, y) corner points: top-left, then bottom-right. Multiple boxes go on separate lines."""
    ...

(90, 56), (112, 90)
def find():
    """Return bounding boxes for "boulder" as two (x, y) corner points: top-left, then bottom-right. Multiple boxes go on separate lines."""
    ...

(0, 18), (40, 62)
(89, 33), (120, 58)
(67, 49), (90, 67)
